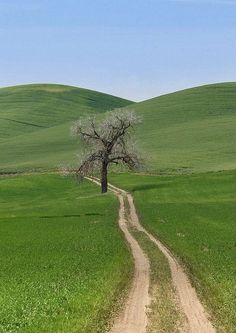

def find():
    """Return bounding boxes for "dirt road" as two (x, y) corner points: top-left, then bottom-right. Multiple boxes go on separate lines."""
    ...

(87, 177), (150, 333)
(88, 178), (216, 333)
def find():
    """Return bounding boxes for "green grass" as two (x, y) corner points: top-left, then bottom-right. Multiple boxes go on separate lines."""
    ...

(132, 230), (182, 333)
(129, 82), (236, 172)
(0, 81), (235, 333)
(0, 174), (132, 333)
(0, 82), (235, 173)
(0, 84), (133, 139)
(0, 84), (133, 172)
(110, 170), (235, 333)
(0, 122), (79, 172)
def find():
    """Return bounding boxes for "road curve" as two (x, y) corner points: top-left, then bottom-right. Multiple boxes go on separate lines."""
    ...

(87, 177), (150, 333)
(87, 177), (216, 333)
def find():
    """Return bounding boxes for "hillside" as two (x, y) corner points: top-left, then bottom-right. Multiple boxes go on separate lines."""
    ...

(0, 84), (133, 140)
(0, 82), (235, 172)
(131, 82), (236, 172)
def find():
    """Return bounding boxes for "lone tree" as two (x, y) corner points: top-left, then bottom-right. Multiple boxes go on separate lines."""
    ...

(71, 109), (142, 193)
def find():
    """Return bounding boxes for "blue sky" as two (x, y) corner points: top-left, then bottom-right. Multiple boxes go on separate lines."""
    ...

(0, 0), (235, 101)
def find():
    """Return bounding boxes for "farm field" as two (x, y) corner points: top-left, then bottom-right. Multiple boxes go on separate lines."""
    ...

(0, 83), (235, 173)
(0, 84), (133, 172)
(110, 170), (235, 333)
(0, 84), (132, 139)
(0, 174), (132, 333)
(129, 82), (236, 173)
(1, 0), (235, 331)
(0, 81), (235, 332)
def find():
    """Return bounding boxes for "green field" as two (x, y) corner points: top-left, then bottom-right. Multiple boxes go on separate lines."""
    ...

(0, 82), (235, 173)
(0, 174), (132, 333)
(0, 84), (132, 139)
(1, 81), (235, 332)
(130, 82), (236, 172)
(0, 84), (133, 172)
(110, 171), (235, 333)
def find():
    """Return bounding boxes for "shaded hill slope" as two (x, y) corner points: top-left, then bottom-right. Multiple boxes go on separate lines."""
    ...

(0, 82), (235, 173)
(131, 82), (236, 172)
(0, 84), (133, 140)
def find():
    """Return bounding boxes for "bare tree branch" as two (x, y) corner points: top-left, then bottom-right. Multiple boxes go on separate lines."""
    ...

(70, 109), (142, 192)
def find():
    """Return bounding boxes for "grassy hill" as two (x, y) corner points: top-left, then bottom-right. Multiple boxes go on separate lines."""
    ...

(1, 83), (235, 332)
(131, 82), (236, 173)
(0, 84), (133, 172)
(0, 82), (235, 173)
(0, 84), (133, 140)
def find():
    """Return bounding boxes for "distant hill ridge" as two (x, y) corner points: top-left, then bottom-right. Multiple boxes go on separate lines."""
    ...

(0, 83), (134, 139)
(125, 82), (236, 172)
(0, 82), (235, 173)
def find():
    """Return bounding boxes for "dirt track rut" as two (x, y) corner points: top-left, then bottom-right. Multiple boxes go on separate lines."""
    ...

(88, 177), (216, 333)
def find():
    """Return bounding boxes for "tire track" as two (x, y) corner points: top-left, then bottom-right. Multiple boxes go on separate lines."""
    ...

(87, 177), (150, 333)
(88, 177), (216, 333)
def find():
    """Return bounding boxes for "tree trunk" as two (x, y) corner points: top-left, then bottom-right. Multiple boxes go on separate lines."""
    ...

(101, 161), (108, 193)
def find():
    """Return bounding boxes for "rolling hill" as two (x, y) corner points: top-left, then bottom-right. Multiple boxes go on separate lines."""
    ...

(0, 84), (134, 171)
(129, 82), (236, 172)
(0, 82), (235, 173)
(0, 84), (133, 140)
